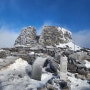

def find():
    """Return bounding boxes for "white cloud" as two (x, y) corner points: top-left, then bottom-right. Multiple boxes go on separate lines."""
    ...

(0, 26), (19, 48)
(72, 30), (90, 48)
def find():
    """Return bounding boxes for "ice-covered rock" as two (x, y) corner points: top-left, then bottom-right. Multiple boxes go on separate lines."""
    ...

(39, 26), (72, 46)
(14, 26), (36, 46)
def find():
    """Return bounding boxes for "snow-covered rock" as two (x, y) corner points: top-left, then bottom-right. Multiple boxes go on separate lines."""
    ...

(0, 58), (32, 90)
(39, 26), (72, 46)
(0, 58), (54, 90)
(57, 41), (81, 51)
(14, 26), (37, 46)
(14, 26), (81, 51)
(68, 72), (90, 90)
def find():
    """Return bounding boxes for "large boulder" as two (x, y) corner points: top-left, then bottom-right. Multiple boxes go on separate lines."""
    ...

(68, 64), (77, 73)
(39, 26), (72, 46)
(14, 26), (37, 46)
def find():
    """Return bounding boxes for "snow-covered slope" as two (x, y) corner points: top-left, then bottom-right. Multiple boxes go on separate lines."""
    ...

(85, 60), (90, 68)
(68, 72), (90, 90)
(14, 26), (36, 46)
(56, 41), (81, 51)
(0, 57), (90, 90)
(0, 58), (53, 90)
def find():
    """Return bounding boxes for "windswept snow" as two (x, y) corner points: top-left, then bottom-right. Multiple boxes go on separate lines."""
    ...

(8, 58), (29, 71)
(57, 41), (81, 51)
(68, 72), (90, 90)
(0, 49), (4, 52)
(0, 58), (90, 90)
(0, 58), (32, 90)
(0, 58), (53, 90)
(85, 60), (90, 68)
(58, 27), (72, 35)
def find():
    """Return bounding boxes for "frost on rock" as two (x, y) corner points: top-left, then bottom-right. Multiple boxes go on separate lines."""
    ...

(39, 26), (72, 46)
(14, 26), (37, 46)
(14, 25), (81, 51)
(57, 41), (81, 51)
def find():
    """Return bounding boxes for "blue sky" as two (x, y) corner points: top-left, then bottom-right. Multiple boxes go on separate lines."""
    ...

(0, 0), (90, 48)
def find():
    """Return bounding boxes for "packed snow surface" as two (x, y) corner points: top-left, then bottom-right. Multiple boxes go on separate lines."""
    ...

(68, 72), (90, 90)
(0, 58), (53, 90)
(57, 41), (81, 51)
(85, 60), (90, 68)
(0, 49), (4, 52)
(0, 58), (90, 90)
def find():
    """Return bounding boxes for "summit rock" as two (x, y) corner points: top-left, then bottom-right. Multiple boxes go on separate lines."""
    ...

(14, 26), (72, 47)
(14, 26), (37, 46)
(39, 26), (72, 46)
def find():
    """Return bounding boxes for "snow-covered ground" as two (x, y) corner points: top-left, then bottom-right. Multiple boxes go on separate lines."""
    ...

(0, 49), (5, 52)
(68, 72), (90, 90)
(0, 58), (53, 90)
(0, 58), (31, 90)
(0, 58), (90, 90)
(57, 41), (81, 51)
(85, 60), (90, 68)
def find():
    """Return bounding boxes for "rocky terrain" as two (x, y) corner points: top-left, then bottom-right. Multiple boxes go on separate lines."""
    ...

(39, 26), (72, 46)
(15, 26), (72, 47)
(0, 26), (90, 90)
(14, 26), (37, 46)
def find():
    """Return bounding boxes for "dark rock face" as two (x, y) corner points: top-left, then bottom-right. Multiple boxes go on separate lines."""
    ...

(59, 81), (67, 89)
(77, 67), (87, 75)
(14, 26), (36, 46)
(68, 64), (77, 73)
(0, 50), (6, 58)
(39, 26), (72, 46)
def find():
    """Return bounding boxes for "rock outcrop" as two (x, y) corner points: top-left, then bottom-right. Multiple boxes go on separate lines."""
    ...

(14, 26), (37, 46)
(39, 26), (72, 46)
(14, 26), (72, 47)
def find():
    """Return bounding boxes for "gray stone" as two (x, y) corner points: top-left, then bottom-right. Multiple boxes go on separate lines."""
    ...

(46, 83), (54, 90)
(31, 57), (48, 80)
(14, 26), (36, 46)
(0, 50), (6, 58)
(77, 67), (87, 75)
(69, 52), (90, 61)
(39, 26), (72, 46)
(68, 64), (77, 73)
(75, 74), (85, 80)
